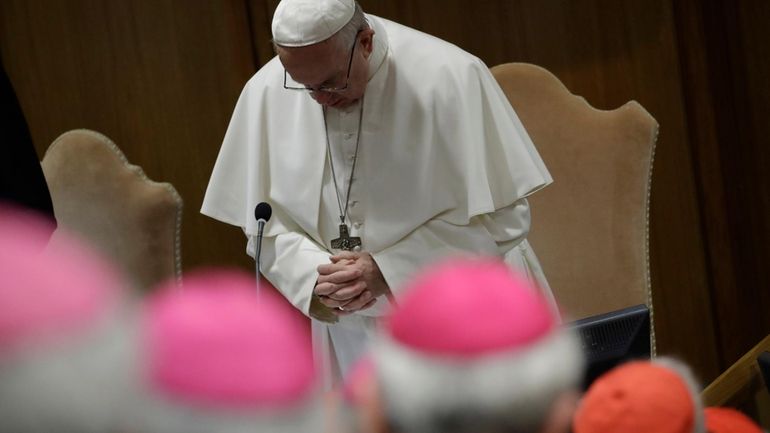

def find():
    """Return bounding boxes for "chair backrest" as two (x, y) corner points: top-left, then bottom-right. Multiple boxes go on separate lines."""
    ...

(491, 63), (658, 334)
(41, 129), (182, 291)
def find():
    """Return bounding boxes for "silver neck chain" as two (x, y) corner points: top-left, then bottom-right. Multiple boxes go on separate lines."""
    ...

(323, 97), (365, 226)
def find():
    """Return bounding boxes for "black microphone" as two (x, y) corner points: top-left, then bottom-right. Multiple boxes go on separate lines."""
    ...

(254, 202), (272, 224)
(254, 202), (272, 296)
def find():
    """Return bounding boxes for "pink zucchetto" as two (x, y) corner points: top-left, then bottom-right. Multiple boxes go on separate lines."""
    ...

(0, 205), (131, 433)
(144, 270), (315, 408)
(387, 258), (555, 357)
(0, 205), (122, 355)
(372, 257), (585, 433)
(132, 270), (322, 433)
(339, 355), (379, 433)
(342, 355), (376, 405)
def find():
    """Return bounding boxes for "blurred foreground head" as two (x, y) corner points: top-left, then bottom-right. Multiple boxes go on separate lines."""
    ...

(573, 358), (705, 433)
(704, 407), (763, 433)
(365, 258), (585, 433)
(129, 270), (322, 433)
(0, 205), (132, 433)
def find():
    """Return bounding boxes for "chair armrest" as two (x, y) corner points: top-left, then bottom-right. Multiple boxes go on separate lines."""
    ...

(701, 334), (770, 407)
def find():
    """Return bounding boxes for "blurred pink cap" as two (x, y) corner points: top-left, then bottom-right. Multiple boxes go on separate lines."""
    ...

(387, 258), (556, 357)
(0, 205), (122, 355)
(342, 355), (375, 404)
(144, 270), (316, 409)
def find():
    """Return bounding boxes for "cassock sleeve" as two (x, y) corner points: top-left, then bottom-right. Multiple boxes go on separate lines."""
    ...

(478, 201), (559, 315)
(246, 231), (330, 316)
(365, 198), (557, 317)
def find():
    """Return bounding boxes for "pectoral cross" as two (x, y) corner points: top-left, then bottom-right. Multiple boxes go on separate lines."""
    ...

(331, 223), (361, 251)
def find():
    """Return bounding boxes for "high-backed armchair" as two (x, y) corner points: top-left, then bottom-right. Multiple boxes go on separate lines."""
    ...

(41, 129), (182, 291)
(491, 63), (658, 351)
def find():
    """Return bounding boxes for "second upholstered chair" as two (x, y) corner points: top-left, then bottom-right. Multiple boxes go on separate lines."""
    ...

(491, 63), (658, 350)
(41, 129), (182, 291)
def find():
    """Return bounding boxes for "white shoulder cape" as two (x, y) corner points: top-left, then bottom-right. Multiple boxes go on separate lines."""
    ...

(202, 16), (551, 256)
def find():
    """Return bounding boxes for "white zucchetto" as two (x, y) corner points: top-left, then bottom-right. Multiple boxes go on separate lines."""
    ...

(272, 0), (355, 47)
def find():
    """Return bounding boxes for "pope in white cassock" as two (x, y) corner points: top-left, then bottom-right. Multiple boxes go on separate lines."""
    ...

(201, 0), (557, 386)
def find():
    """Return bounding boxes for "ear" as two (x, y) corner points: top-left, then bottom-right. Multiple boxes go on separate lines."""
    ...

(359, 28), (376, 59)
(539, 391), (580, 433)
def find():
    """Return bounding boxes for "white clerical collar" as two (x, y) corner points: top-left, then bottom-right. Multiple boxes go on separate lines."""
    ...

(365, 15), (389, 82)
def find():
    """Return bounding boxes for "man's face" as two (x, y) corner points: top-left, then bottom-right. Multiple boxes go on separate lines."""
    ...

(278, 29), (374, 109)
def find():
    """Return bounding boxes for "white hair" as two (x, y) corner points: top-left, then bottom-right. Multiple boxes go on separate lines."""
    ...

(0, 305), (135, 433)
(374, 328), (586, 433)
(128, 389), (325, 433)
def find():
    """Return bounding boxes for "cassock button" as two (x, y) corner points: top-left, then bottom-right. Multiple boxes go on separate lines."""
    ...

(353, 222), (362, 229)
(344, 133), (354, 140)
(350, 200), (358, 208)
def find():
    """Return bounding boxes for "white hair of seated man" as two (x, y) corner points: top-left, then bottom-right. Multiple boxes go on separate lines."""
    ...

(0, 310), (134, 433)
(130, 390), (325, 433)
(372, 326), (584, 433)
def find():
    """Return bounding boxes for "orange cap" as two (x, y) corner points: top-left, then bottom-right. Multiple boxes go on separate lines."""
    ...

(573, 361), (696, 433)
(704, 407), (762, 433)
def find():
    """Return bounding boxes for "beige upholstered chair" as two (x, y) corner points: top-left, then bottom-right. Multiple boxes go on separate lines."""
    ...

(491, 63), (658, 350)
(41, 129), (182, 291)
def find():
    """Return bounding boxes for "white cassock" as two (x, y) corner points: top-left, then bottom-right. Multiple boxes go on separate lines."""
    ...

(201, 15), (556, 387)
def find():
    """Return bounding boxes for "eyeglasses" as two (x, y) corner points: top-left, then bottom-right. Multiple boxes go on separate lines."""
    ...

(283, 31), (360, 94)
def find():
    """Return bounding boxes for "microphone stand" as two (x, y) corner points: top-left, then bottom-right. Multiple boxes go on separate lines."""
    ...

(253, 201), (272, 299)
(255, 218), (266, 299)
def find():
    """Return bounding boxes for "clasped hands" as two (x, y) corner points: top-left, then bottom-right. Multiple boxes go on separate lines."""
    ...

(311, 251), (390, 322)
